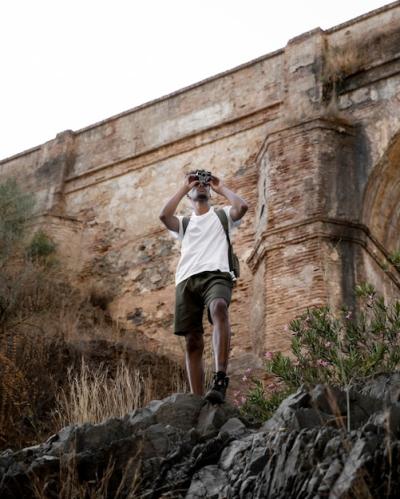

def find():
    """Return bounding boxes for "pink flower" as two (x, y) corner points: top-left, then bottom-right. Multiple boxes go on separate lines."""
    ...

(316, 359), (330, 367)
(240, 396), (247, 405)
(345, 311), (352, 320)
(264, 351), (273, 360)
(325, 341), (332, 348)
(242, 375), (248, 382)
(245, 368), (252, 374)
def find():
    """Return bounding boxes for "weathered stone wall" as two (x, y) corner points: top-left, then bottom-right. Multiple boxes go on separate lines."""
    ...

(1, 2), (400, 373)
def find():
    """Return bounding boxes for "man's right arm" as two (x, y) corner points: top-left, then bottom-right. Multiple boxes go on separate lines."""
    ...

(159, 175), (199, 232)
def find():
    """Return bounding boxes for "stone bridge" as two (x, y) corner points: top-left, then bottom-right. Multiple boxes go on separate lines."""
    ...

(1, 2), (400, 373)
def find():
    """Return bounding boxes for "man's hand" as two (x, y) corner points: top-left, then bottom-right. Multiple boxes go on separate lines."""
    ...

(184, 173), (200, 193)
(159, 173), (200, 233)
(209, 174), (248, 222)
(209, 174), (224, 195)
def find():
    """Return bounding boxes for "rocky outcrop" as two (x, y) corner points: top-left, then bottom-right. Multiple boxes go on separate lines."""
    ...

(1, 373), (400, 498)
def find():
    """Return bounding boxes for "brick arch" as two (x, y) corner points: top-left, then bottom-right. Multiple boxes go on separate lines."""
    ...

(362, 130), (400, 254)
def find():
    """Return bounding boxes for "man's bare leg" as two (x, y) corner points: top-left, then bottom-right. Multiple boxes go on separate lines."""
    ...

(185, 331), (205, 395)
(209, 298), (231, 373)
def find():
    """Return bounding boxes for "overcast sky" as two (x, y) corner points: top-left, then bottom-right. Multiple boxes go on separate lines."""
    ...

(0, 0), (392, 160)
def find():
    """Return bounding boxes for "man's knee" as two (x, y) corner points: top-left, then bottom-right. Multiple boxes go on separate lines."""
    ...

(185, 331), (204, 354)
(209, 298), (229, 322)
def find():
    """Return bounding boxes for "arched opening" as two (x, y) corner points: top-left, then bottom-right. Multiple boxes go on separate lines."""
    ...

(361, 130), (400, 304)
(362, 131), (400, 257)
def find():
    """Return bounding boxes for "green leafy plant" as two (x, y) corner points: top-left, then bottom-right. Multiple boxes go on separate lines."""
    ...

(388, 249), (400, 272)
(26, 229), (57, 263)
(240, 283), (400, 423)
(0, 178), (35, 262)
(237, 376), (292, 422)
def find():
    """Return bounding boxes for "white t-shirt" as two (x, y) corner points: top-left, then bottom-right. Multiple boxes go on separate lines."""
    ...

(168, 205), (241, 286)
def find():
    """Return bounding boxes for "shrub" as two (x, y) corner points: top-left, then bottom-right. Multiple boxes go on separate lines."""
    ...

(240, 283), (400, 423)
(0, 178), (189, 452)
(235, 375), (292, 422)
(0, 179), (73, 448)
(0, 178), (35, 262)
(26, 229), (57, 263)
(88, 283), (114, 311)
(389, 249), (400, 272)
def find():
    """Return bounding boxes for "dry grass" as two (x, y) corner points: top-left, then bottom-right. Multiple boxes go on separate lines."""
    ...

(0, 257), (188, 450)
(31, 445), (143, 499)
(53, 358), (154, 427)
(0, 259), (98, 448)
(0, 181), (189, 455)
(321, 38), (364, 113)
(324, 43), (362, 84)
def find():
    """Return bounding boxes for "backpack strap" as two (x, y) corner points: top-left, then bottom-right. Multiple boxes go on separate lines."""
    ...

(215, 209), (234, 274)
(215, 209), (229, 240)
(182, 216), (190, 236)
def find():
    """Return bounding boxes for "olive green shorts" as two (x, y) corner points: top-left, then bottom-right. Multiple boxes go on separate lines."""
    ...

(174, 270), (234, 336)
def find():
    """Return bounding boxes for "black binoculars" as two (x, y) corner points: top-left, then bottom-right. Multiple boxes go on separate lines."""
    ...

(190, 170), (212, 185)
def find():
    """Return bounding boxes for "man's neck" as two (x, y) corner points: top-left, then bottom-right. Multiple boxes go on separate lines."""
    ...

(192, 201), (211, 216)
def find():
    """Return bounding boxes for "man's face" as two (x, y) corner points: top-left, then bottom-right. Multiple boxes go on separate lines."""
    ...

(188, 182), (211, 201)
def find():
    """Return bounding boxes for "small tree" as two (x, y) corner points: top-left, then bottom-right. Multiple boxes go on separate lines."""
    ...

(0, 177), (35, 264)
(26, 229), (57, 265)
(239, 283), (400, 422)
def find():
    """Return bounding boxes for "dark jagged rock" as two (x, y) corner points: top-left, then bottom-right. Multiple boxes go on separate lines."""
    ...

(1, 374), (400, 498)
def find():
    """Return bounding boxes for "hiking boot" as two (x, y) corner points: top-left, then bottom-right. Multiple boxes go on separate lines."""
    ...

(205, 371), (229, 404)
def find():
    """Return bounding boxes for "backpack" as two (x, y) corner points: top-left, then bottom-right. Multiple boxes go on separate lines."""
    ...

(182, 209), (240, 282)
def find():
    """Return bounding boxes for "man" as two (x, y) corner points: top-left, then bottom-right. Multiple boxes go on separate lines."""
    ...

(159, 170), (248, 403)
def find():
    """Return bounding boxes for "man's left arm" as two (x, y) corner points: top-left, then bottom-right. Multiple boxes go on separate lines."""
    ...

(210, 175), (248, 221)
